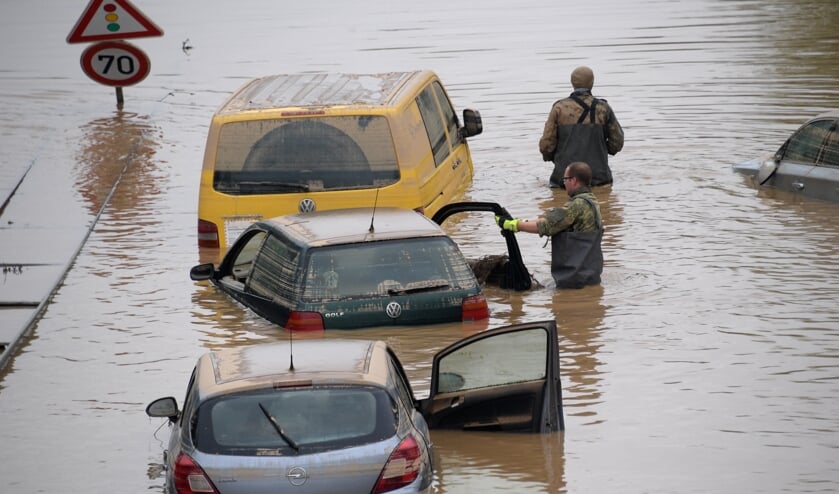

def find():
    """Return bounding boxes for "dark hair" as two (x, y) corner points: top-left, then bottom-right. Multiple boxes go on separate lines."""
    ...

(566, 162), (592, 186)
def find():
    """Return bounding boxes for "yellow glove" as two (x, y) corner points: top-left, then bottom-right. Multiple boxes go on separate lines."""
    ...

(495, 215), (519, 232)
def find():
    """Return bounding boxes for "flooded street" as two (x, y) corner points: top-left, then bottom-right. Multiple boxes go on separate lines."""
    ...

(1, 0), (838, 492)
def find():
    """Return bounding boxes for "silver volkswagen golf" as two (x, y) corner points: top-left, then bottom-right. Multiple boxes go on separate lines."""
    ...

(146, 321), (564, 494)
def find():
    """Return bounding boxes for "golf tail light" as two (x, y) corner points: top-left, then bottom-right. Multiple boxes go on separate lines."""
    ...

(461, 294), (489, 321)
(285, 311), (325, 331)
(373, 435), (422, 494)
(173, 453), (218, 494)
(197, 219), (219, 248)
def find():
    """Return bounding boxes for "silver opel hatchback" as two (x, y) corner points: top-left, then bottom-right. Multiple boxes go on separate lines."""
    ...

(146, 320), (564, 494)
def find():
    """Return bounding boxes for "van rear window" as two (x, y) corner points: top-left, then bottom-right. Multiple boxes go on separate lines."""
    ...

(213, 117), (400, 194)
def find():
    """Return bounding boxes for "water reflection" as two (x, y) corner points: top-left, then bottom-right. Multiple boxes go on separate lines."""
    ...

(552, 285), (606, 425)
(75, 111), (160, 216)
(432, 430), (565, 493)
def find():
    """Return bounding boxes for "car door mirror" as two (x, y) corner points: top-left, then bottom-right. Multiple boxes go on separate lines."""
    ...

(190, 263), (216, 281)
(460, 108), (483, 138)
(146, 396), (180, 421)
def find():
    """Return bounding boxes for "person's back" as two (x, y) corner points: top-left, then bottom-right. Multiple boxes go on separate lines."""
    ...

(539, 66), (624, 188)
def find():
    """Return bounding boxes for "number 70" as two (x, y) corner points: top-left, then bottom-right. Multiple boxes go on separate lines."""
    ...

(97, 54), (136, 75)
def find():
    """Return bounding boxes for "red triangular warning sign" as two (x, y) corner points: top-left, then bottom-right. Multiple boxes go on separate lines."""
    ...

(67, 0), (163, 44)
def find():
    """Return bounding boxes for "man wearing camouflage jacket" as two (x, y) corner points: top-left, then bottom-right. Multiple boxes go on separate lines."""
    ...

(497, 162), (603, 289)
(539, 66), (624, 188)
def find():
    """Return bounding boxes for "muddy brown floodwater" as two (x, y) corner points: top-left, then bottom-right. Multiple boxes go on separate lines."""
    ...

(1, 0), (838, 493)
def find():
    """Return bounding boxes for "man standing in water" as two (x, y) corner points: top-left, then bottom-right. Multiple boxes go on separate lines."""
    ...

(539, 66), (624, 188)
(497, 162), (603, 289)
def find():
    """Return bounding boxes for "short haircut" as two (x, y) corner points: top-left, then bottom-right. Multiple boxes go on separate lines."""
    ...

(567, 162), (592, 186)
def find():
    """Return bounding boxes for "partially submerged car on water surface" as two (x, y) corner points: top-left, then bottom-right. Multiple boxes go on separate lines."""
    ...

(197, 70), (484, 249)
(733, 111), (839, 202)
(145, 320), (564, 494)
(190, 204), (532, 331)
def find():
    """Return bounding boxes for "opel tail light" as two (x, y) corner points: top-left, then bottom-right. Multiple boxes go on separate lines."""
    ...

(372, 435), (423, 494)
(173, 453), (218, 494)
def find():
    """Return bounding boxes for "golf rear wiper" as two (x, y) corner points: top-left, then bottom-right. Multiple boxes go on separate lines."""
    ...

(388, 279), (451, 295)
(258, 402), (300, 453)
(238, 181), (310, 193)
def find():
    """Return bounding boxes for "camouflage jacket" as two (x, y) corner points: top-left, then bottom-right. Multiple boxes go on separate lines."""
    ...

(536, 190), (602, 237)
(538, 90), (624, 161)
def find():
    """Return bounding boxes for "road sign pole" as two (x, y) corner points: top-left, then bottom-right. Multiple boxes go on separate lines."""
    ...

(115, 87), (124, 108)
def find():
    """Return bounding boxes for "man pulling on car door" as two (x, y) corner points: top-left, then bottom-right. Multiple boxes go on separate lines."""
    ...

(497, 161), (603, 289)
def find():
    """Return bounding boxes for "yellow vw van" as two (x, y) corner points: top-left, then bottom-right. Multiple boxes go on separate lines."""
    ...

(197, 70), (483, 249)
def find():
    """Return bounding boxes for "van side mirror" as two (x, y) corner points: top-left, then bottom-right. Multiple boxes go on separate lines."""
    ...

(460, 108), (483, 138)
(190, 263), (216, 281)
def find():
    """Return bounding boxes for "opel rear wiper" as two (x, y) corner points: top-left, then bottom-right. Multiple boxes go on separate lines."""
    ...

(258, 402), (300, 452)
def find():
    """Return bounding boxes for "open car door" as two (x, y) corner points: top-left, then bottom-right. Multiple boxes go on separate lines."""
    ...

(419, 320), (564, 432)
(432, 201), (532, 291)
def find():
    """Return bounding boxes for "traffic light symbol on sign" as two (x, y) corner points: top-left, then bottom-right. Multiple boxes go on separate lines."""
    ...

(67, 0), (163, 44)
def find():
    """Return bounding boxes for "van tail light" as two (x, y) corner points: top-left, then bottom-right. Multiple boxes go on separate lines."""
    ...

(285, 311), (325, 331)
(197, 219), (220, 248)
(173, 453), (219, 494)
(461, 294), (489, 321)
(373, 435), (423, 494)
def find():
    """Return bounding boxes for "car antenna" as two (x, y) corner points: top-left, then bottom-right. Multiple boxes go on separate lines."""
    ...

(368, 188), (380, 233)
(288, 327), (295, 371)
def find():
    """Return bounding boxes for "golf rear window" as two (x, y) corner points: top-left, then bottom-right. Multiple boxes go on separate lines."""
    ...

(301, 237), (477, 301)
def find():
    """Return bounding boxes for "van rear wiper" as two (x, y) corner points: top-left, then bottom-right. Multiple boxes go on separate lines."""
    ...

(239, 181), (310, 193)
(258, 402), (300, 453)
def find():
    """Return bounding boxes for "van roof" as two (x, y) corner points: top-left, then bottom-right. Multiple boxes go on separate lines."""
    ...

(258, 207), (446, 247)
(217, 71), (434, 114)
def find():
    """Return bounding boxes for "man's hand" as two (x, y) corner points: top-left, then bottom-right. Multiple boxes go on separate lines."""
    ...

(495, 215), (519, 232)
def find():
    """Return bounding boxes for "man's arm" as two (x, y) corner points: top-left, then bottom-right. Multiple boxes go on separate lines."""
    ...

(605, 107), (624, 155)
(538, 105), (560, 161)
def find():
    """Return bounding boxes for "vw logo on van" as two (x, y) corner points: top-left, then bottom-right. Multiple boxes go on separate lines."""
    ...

(298, 198), (316, 213)
(386, 301), (403, 319)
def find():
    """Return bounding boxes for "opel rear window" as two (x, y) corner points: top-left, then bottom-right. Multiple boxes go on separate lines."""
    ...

(195, 386), (397, 455)
(213, 116), (400, 194)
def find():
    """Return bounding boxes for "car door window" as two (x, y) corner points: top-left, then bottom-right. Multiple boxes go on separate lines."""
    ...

(387, 351), (416, 410)
(817, 121), (839, 167)
(436, 328), (547, 393)
(247, 234), (301, 303)
(225, 231), (267, 283)
(417, 85), (450, 167)
(424, 321), (564, 432)
(431, 81), (462, 147)
(784, 119), (834, 164)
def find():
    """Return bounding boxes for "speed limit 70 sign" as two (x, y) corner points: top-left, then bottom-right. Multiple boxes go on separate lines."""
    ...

(80, 41), (150, 87)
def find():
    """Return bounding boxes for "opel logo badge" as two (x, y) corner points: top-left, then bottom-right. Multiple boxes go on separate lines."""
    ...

(287, 466), (308, 486)
(386, 301), (402, 319)
(298, 198), (316, 213)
